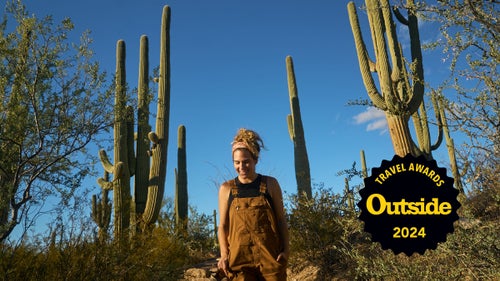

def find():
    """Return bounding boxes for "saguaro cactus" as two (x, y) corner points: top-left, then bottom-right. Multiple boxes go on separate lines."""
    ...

(286, 56), (312, 198)
(96, 5), (171, 239)
(175, 125), (188, 232)
(348, 1), (464, 194)
(360, 150), (368, 178)
(348, 0), (430, 158)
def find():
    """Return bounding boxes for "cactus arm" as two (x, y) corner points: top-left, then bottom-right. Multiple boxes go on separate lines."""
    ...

(142, 5), (171, 227)
(406, 0), (425, 113)
(411, 109), (426, 153)
(135, 35), (152, 216)
(429, 94), (444, 151)
(366, 0), (395, 110)
(347, 2), (387, 110)
(97, 178), (114, 190)
(98, 149), (114, 174)
(92, 171), (112, 242)
(393, 6), (409, 26)
(148, 132), (159, 145)
(379, 0), (404, 90)
(414, 101), (432, 156)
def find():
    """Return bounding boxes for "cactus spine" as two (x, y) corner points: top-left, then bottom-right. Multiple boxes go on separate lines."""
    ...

(286, 56), (312, 198)
(96, 5), (171, 239)
(175, 125), (188, 232)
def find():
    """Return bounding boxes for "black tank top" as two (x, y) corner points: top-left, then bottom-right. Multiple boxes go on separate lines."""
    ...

(228, 174), (274, 209)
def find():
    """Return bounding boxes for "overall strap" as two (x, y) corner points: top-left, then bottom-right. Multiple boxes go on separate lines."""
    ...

(229, 179), (239, 198)
(259, 175), (268, 196)
(259, 176), (275, 212)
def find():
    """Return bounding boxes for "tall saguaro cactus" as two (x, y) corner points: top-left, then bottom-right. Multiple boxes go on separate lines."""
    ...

(286, 56), (312, 198)
(348, 0), (431, 158)
(175, 125), (188, 232)
(96, 5), (171, 240)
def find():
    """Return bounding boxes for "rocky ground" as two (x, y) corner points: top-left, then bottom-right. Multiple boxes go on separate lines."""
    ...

(178, 258), (321, 281)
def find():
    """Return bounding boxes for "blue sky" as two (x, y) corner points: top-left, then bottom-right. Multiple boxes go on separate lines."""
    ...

(13, 0), (454, 221)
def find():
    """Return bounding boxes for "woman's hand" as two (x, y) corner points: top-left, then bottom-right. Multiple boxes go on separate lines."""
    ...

(276, 251), (288, 263)
(217, 256), (230, 277)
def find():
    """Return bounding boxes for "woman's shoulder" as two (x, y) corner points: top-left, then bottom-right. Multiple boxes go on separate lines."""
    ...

(261, 175), (281, 193)
(219, 179), (235, 195)
(262, 175), (278, 184)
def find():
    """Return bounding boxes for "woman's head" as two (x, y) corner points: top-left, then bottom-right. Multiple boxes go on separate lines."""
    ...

(231, 128), (265, 182)
(231, 128), (264, 161)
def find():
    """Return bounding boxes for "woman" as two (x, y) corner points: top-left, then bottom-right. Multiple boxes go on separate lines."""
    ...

(217, 128), (289, 281)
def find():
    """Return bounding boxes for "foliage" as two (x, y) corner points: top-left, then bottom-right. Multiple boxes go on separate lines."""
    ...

(416, 0), (499, 194)
(0, 0), (113, 241)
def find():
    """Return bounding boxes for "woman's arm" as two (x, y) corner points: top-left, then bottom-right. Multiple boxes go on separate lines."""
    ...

(268, 177), (290, 261)
(217, 182), (231, 276)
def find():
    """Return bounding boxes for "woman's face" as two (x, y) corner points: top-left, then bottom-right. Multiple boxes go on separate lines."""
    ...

(233, 148), (257, 183)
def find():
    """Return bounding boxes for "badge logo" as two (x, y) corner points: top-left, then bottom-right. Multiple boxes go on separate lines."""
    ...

(358, 154), (461, 256)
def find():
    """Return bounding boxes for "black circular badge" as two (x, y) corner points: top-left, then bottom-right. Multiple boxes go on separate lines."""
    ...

(358, 154), (461, 256)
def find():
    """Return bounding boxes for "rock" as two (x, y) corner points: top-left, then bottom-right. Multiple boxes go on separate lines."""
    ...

(184, 268), (209, 278)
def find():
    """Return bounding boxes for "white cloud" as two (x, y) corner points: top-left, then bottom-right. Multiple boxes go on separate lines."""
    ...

(353, 107), (387, 134)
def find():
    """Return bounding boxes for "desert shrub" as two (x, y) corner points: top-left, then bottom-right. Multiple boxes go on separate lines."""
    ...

(184, 206), (217, 256)
(0, 229), (191, 281)
(0, 197), (216, 281)
(345, 219), (499, 280)
(286, 184), (500, 280)
(286, 186), (371, 279)
(157, 198), (216, 259)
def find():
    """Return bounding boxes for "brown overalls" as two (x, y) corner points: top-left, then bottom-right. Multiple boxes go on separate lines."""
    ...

(227, 175), (287, 281)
